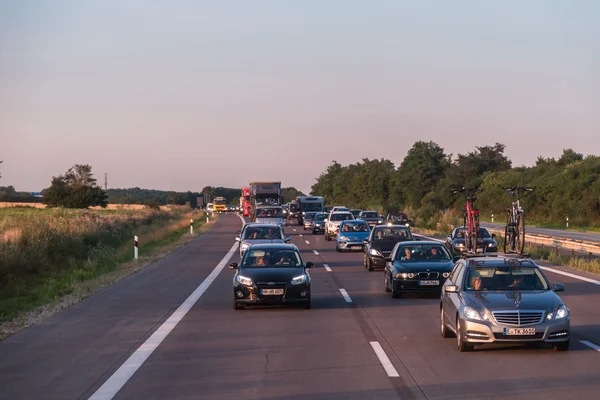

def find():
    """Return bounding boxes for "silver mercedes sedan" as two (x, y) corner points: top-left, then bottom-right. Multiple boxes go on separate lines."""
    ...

(440, 255), (570, 352)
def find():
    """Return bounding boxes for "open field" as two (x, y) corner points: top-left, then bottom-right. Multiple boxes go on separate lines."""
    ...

(0, 205), (214, 324)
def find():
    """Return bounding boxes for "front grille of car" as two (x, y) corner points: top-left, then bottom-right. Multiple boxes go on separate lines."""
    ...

(493, 332), (545, 340)
(418, 272), (440, 279)
(492, 310), (545, 326)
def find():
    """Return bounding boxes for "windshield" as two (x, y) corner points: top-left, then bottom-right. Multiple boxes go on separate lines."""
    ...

(340, 221), (369, 232)
(314, 214), (327, 222)
(214, 199), (226, 205)
(301, 203), (323, 212)
(330, 213), (353, 222)
(304, 212), (317, 220)
(372, 227), (412, 240)
(350, 210), (361, 217)
(256, 208), (282, 217)
(465, 266), (549, 291)
(389, 214), (408, 222)
(242, 249), (302, 268)
(361, 212), (379, 218)
(454, 228), (491, 239)
(395, 244), (451, 261)
(243, 226), (283, 240)
(289, 203), (298, 212)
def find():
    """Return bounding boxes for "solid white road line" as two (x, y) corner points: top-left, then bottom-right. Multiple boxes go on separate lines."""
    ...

(415, 233), (600, 287)
(90, 217), (243, 400)
(305, 240), (310, 245)
(540, 266), (600, 286)
(323, 263), (332, 272)
(339, 288), (352, 303)
(581, 340), (600, 352)
(313, 250), (319, 256)
(370, 341), (400, 378)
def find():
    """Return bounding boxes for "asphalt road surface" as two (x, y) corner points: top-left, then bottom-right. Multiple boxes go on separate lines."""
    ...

(1, 213), (600, 399)
(480, 222), (600, 243)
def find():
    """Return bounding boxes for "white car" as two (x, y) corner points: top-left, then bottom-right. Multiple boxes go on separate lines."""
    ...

(325, 211), (354, 241)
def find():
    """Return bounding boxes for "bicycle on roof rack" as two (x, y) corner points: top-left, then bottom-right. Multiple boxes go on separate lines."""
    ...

(502, 186), (534, 254)
(453, 186), (484, 254)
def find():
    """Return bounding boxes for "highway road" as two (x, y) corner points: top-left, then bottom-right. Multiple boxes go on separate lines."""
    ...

(1, 213), (600, 399)
(480, 222), (600, 243)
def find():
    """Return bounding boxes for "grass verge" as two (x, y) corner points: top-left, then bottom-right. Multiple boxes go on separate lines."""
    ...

(0, 209), (219, 340)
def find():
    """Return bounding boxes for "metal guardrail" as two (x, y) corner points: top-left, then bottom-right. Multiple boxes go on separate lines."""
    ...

(485, 227), (600, 255)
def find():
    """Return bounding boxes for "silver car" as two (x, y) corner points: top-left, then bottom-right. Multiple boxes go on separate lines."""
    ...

(440, 255), (570, 352)
(236, 223), (291, 257)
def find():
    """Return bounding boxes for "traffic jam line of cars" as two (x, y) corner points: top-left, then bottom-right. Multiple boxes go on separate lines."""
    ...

(232, 204), (600, 355)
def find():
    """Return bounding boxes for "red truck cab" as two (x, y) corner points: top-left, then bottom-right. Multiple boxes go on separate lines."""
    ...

(241, 187), (251, 217)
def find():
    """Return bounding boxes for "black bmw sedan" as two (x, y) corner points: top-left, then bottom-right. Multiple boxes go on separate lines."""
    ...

(230, 244), (313, 309)
(364, 225), (414, 271)
(384, 241), (456, 298)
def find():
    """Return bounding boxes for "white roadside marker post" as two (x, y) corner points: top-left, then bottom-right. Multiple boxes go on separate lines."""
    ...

(491, 214), (494, 223)
(190, 219), (194, 234)
(134, 235), (139, 260)
(566, 217), (569, 229)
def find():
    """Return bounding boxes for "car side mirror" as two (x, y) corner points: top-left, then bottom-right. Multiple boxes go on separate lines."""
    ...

(491, 233), (497, 239)
(285, 236), (291, 243)
(553, 283), (565, 292)
(235, 237), (241, 242)
(363, 239), (369, 244)
(305, 261), (314, 268)
(229, 262), (238, 269)
(444, 284), (457, 293)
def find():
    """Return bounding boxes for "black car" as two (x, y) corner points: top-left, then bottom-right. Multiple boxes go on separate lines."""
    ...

(364, 225), (415, 271)
(445, 226), (498, 256)
(230, 244), (313, 309)
(358, 210), (383, 228)
(312, 212), (327, 234)
(385, 212), (411, 227)
(349, 209), (362, 219)
(288, 202), (298, 220)
(384, 241), (456, 298)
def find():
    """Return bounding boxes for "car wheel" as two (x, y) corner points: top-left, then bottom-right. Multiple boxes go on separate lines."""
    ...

(233, 298), (243, 310)
(456, 318), (473, 352)
(304, 298), (311, 309)
(440, 307), (454, 338)
(552, 341), (569, 351)
(367, 258), (374, 271)
(384, 274), (391, 292)
(312, 229), (316, 235)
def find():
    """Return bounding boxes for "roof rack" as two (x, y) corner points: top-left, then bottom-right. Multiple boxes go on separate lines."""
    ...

(460, 252), (496, 259)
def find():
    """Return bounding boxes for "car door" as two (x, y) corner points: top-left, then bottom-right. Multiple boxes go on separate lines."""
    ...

(364, 227), (374, 258)
(385, 243), (400, 280)
(442, 261), (464, 330)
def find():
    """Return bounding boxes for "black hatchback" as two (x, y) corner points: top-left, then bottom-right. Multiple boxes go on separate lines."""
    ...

(230, 244), (313, 309)
(364, 225), (415, 271)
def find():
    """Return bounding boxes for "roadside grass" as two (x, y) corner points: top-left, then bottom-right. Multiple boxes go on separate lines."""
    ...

(477, 216), (600, 234)
(0, 206), (217, 327)
(411, 227), (600, 276)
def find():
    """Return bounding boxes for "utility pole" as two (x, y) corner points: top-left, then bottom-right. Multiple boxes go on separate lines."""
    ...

(104, 173), (108, 190)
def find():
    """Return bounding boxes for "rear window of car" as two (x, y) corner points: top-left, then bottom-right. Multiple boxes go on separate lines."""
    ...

(243, 227), (283, 240)
(361, 212), (379, 218)
(330, 213), (353, 221)
(372, 227), (412, 240)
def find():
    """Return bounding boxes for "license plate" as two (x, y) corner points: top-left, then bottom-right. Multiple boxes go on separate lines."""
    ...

(261, 289), (284, 295)
(418, 280), (439, 286)
(351, 246), (362, 250)
(504, 327), (536, 335)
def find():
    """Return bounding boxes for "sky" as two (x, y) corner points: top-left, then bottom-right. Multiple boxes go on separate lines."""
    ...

(1, 1), (598, 195)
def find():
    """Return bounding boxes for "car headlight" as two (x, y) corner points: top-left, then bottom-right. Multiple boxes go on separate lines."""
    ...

(405, 223), (410, 227)
(370, 249), (382, 257)
(488, 243), (494, 247)
(236, 275), (253, 286)
(302, 212), (306, 215)
(387, 222), (392, 226)
(443, 272), (451, 278)
(315, 223), (321, 227)
(291, 274), (307, 285)
(339, 236), (349, 241)
(378, 220), (382, 223)
(241, 243), (250, 251)
(395, 272), (415, 279)
(555, 305), (569, 320)
(463, 306), (483, 321)
(456, 243), (464, 247)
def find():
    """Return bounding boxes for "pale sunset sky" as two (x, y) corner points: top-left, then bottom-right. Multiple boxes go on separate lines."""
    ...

(1, 1), (598, 194)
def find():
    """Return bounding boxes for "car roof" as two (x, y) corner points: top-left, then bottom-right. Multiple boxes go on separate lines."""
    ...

(245, 243), (298, 251)
(397, 240), (443, 246)
(243, 223), (283, 228)
(331, 211), (353, 215)
(373, 224), (409, 229)
(463, 256), (537, 268)
(341, 219), (368, 223)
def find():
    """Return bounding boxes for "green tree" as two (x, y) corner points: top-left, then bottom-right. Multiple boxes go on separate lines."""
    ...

(43, 164), (108, 208)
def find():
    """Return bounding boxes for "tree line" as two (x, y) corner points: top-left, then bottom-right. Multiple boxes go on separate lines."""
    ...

(310, 141), (600, 228)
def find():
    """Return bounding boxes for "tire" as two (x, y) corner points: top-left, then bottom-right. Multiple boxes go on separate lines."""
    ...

(440, 307), (454, 338)
(384, 273), (391, 292)
(392, 290), (402, 298)
(304, 298), (312, 309)
(233, 297), (243, 310)
(503, 224), (510, 253)
(517, 212), (526, 254)
(312, 229), (316, 235)
(552, 340), (569, 351)
(456, 318), (473, 352)
(367, 257), (374, 271)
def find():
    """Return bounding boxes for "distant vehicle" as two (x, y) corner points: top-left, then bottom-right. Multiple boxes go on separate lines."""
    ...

(213, 197), (227, 213)
(358, 210), (383, 227)
(230, 244), (313, 310)
(249, 181), (283, 221)
(282, 204), (289, 218)
(288, 201), (299, 220)
(384, 242), (455, 298)
(240, 187), (251, 217)
(254, 206), (285, 231)
(206, 203), (214, 212)
(440, 256), (570, 352)
(445, 227), (498, 256)
(302, 212), (319, 231)
(331, 206), (349, 213)
(235, 223), (290, 257)
(311, 212), (328, 234)
(296, 196), (325, 225)
(385, 213), (410, 227)
(325, 211), (354, 241)
(349, 209), (362, 219)
(364, 225), (414, 271)
(336, 220), (370, 252)
(324, 206), (333, 213)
